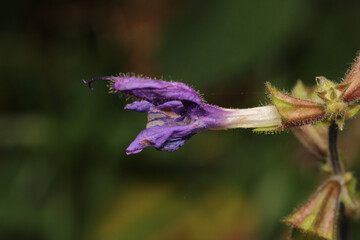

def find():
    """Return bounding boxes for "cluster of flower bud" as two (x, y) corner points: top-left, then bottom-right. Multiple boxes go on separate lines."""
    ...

(284, 172), (358, 240)
(263, 54), (360, 132)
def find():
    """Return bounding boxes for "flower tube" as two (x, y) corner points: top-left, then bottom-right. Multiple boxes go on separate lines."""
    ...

(84, 76), (281, 155)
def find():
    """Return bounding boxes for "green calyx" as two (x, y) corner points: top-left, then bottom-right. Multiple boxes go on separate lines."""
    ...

(315, 77), (348, 130)
(283, 180), (341, 240)
(285, 174), (360, 240)
(264, 79), (360, 131)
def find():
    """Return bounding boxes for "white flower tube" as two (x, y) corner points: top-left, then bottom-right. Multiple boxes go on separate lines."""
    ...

(214, 106), (281, 129)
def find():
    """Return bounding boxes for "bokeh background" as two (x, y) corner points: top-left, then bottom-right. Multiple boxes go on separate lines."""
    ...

(2, 0), (360, 239)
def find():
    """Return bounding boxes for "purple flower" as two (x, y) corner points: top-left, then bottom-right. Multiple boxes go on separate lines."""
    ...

(84, 76), (281, 155)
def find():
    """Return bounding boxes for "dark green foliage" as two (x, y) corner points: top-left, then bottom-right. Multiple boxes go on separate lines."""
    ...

(1, 0), (360, 239)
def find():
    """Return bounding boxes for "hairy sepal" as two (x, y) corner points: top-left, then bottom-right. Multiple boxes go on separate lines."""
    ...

(292, 80), (322, 103)
(283, 180), (341, 240)
(343, 53), (360, 103)
(266, 82), (325, 129)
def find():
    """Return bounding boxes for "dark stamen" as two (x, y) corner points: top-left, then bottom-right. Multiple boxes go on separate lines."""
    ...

(83, 77), (113, 90)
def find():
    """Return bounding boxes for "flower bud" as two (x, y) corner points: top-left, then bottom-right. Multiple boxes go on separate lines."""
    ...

(292, 125), (328, 160)
(283, 180), (341, 240)
(343, 53), (360, 103)
(292, 80), (321, 102)
(266, 73), (360, 131)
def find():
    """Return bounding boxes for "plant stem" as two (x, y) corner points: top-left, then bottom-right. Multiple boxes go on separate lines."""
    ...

(339, 203), (351, 240)
(328, 121), (343, 174)
(328, 122), (349, 240)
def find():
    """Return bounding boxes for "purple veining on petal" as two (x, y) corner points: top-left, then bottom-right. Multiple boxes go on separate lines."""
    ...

(158, 134), (195, 152)
(124, 100), (232, 154)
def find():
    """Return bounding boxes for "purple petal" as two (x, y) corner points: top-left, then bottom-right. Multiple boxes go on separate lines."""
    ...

(125, 124), (202, 155)
(157, 100), (183, 109)
(125, 101), (154, 112)
(86, 76), (203, 104)
(126, 126), (175, 155)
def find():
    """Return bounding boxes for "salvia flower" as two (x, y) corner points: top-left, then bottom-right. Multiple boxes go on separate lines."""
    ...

(84, 75), (281, 155)
(262, 53), (360, 131)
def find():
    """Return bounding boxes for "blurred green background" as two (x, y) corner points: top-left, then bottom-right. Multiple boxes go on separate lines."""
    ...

(1, 0), (360, 239)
